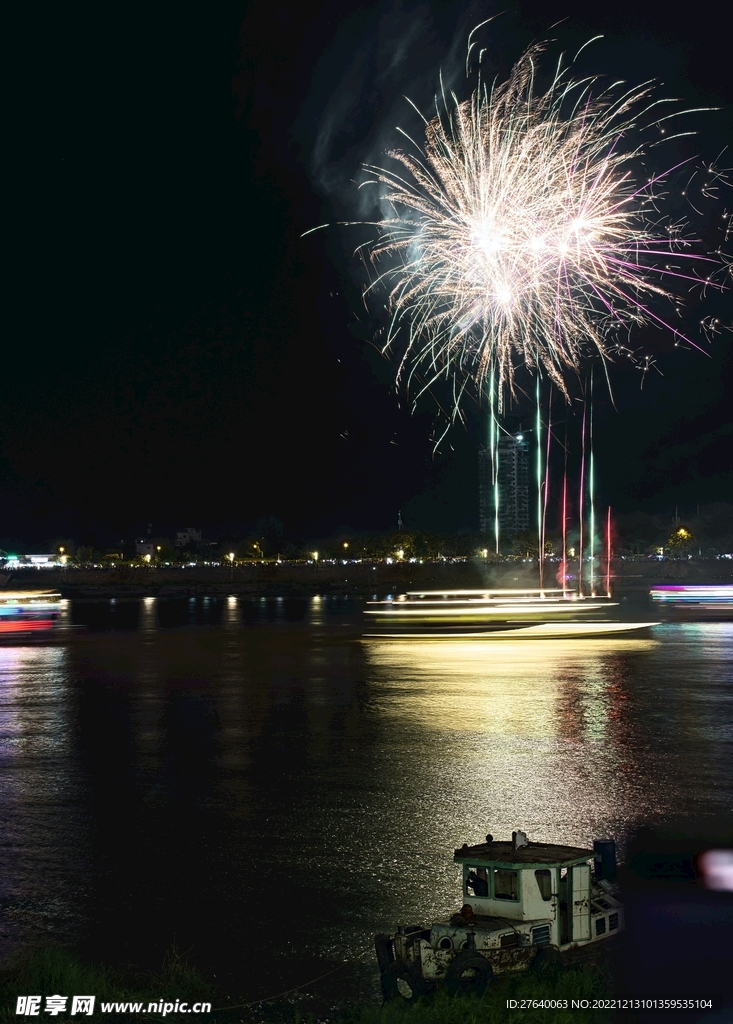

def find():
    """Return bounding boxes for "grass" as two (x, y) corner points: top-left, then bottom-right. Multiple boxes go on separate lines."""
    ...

(0, 945), (213, 1022)
(1, 946), (615, 1024)
(345, 961), (615, 1024)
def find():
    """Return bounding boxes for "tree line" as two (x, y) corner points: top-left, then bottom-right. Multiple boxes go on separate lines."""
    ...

(2, 504), (732, 566)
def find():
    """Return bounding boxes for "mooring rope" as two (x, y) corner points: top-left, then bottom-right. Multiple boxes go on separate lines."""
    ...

(210, 942), (374, 1013)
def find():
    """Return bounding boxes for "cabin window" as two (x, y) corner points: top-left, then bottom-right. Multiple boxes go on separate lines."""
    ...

(535, 869), (552, 901)
(493, 868), (518, 901)
(595, 917), (606, 936)
(500, 931), (518, 947)
(466, 867), (489, 898)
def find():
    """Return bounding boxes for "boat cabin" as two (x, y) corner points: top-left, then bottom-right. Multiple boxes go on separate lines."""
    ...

(385, 828), (623, 996)
(453, 830), (620, 948)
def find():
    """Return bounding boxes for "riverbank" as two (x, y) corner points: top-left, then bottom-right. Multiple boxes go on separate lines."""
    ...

(3, 559), (732, 600)
(0, 943), (613, 1024)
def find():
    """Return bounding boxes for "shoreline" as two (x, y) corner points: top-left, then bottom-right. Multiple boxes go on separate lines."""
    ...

(3, 559), (732, 600)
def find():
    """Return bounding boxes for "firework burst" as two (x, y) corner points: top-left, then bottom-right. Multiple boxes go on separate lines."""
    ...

(358, 37), (729, 410)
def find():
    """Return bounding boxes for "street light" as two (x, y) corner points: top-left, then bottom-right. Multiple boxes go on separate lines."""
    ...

(228, 552), (235, 563)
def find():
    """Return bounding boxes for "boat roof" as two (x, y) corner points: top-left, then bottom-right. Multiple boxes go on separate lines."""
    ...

(455, 839), (594, 867)
(0, 590), (61, 601)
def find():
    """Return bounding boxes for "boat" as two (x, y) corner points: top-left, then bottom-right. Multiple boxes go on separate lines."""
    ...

(375, 828), (623, 1001)
(650, 585), (733, 620)
(364, 588), (658, 639)
(0, 590), (62, 640)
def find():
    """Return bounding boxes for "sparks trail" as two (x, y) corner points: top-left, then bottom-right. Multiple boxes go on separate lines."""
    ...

(356, 38), (730, 414)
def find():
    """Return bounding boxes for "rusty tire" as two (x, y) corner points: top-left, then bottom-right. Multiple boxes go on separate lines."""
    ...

(445, 951), (492, 997)
(531, 946), (564, 976)
(374, 933), (395, 975)
(380, 959), (428, 1004)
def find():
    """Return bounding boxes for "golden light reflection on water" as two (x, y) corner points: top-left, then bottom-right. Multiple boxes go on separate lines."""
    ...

(359, 636), (664, 876)
(364, 637), (658, 736)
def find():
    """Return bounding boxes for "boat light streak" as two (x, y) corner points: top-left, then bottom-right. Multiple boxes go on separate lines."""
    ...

(650, 585), (733, 606)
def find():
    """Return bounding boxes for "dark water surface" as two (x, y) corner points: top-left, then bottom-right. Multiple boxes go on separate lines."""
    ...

(1, 596), (732, 1006)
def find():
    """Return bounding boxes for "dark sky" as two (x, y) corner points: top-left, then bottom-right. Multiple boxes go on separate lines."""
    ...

(5, 0), (732, 547)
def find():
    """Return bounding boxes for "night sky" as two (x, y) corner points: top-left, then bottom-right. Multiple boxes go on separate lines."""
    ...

(5, 0), (732, 547)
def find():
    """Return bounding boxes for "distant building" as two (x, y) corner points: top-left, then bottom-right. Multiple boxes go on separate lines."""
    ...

(18, 554), (60, 568)
(175, 528), (202, 548)
(497, 433), (530, 534)
(135, 539), (156, 557)
(479, 432), (531, 536)
(0, 553), (63, 568)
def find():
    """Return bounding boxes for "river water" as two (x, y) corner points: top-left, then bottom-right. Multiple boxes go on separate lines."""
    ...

(0, 595), (731, 1009)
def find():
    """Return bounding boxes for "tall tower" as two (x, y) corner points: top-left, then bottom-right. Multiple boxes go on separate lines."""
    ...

(478, 433), (530, 537)
(497, 433), (530, 534)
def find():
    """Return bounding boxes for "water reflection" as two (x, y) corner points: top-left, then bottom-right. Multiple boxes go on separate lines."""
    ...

(358, 630), (730, 887)
(0, 607), (730, 1006)
(223, 595), (242, 632)
(140, 596), (158, 635)
(363, 637), (657, 735)
(0, 645), (89, 957)
(308, 594), (325, 626)
(56, 598), (73, 636)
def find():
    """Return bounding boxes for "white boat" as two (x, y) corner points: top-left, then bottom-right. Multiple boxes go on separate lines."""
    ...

(377, 829), (623, 1001)
(363, 588), (658, 639)
(0, 590), (61, 639)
